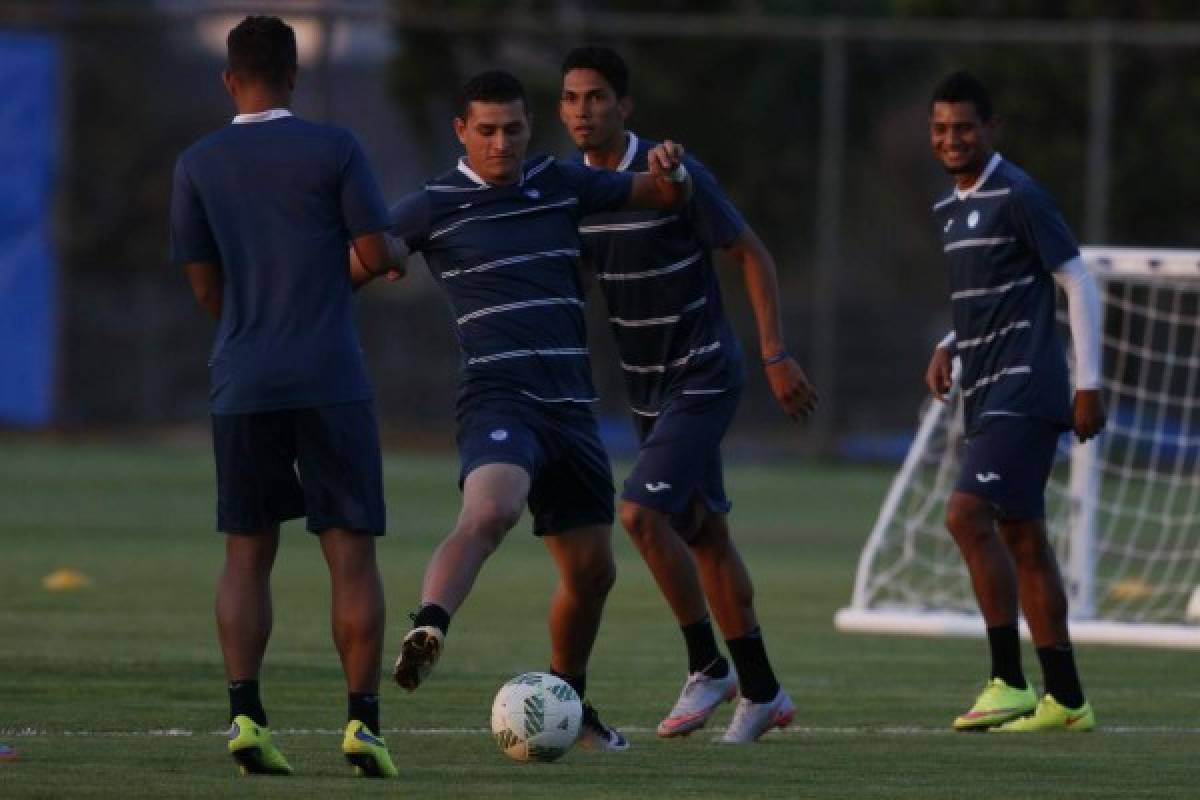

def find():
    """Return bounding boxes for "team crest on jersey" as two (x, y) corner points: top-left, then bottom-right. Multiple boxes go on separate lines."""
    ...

(967, 210), (980, 228)
(490, 429), (509, 442)
(944, 218), (954, 233)
(524, 188), (541, 199)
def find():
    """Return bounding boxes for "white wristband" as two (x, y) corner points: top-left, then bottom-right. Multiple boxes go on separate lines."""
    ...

(667, 163), (689, 184)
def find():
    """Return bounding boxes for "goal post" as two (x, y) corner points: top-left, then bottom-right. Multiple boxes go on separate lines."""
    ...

(835, 247), (1200, 649)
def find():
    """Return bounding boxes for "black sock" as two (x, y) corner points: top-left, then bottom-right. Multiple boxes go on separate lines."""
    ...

(681, 616), (725, 676)
(228, 679), (267, 726)
(551, 670), (586, 701)
(348, 692), (381, 735)
(725, 628), (780, 703)
(1037, 642), (1085, 708)
(411, 602), (451, 635)
(986, 625), (1027, 689)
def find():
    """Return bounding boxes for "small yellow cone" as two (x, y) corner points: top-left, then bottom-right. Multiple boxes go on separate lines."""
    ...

(42, 568), (92, 592)
(1107, 577), (1154, 601)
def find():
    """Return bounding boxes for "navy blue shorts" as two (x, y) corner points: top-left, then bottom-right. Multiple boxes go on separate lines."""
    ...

(954, 414), (1063, 521)
(211, 401), (385, 535)
(624, 388), (740, 539)
(457, 402), (614, 536)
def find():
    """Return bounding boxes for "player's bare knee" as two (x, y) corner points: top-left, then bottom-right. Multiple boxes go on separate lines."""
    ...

(1001, 526), (1053, 568)
(944, 501), (993, 549)
(619, 501), (667, 547)
(459, 501), (521, 549)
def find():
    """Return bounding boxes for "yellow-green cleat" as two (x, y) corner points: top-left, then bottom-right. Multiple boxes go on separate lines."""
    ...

(952, 678), (1037, 731)
(993, 694), (1096, 732)
(227, 714), (293, 776)
(342, 720), (398, 778)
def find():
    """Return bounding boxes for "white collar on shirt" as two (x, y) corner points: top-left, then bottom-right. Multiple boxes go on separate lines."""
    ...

(457, 156), (528, 187)
(232, 108), (293, 125)
(583, 131), (639, 173)
(954, 152), (1002, 200)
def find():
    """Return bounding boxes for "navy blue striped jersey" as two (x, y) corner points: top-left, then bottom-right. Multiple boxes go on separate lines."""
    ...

(573, 133), (747, 418)
(390, 155), (633, 413)
(170, 114), (390, 414)
(933, 153), (1077, 432)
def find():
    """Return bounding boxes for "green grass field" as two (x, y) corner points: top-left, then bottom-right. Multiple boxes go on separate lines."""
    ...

(1, 438), (1196, 798)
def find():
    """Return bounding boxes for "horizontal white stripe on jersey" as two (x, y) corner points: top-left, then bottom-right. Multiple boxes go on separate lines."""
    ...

(426, 183), (489, 193)
(430, 198), (579, 240)
(596, 250), (702, 282)
(523, 157), (555, 181)
(608, 297), (707, 327)
(681, 388), (728, 395)
(630, 406), (660, 417)
(579, 215), (679, 235)
(466, 347), (588, 366)
(456, 297), (583, 326)
(951, 274), (1035, 300)
(961, 365), (1032, 397)
(971, 188), (1011, 198)
(621, 341), (721, 373)
(932, 195), (955, 211)
(980, 410), (1026, 418)
(943, 236), (1016, 252)
(956, 320), (1032, 348)
(520, 390), (597, 404)
(442, 249), (580, 279)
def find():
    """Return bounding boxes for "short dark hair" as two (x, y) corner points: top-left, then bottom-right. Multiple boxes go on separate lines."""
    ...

(561, 46), (629, 98)
(227, 16), (297, 89)
(930, 70), (993, 122)
(457, 70), (528, 119)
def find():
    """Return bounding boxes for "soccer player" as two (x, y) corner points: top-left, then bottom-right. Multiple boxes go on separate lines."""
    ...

(924, 71), (1105, 732)
(558, 47), (817, 743)
(170, 16), (403, 777)
(382, 70), (692, 751)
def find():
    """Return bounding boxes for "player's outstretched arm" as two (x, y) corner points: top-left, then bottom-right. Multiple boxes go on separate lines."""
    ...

(1054, 256), (1106, 441)
(627, 140), (693, 211)
(724, 226), (818, 421)
(184, 261), (223, 319)
(926, 331), (956, 402)
(350, 232), (409, 289)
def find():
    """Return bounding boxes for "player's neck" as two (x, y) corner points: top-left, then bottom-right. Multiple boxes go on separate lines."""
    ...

(585, 131), (629, 171)
(953, 150), (995, 191)
(234, 87), (292, 116)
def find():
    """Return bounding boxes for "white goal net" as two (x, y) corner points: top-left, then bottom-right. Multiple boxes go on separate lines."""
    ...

(835, 247), (1200, 648)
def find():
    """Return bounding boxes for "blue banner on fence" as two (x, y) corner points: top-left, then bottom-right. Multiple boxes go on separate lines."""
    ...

(0, 33), (59, 426)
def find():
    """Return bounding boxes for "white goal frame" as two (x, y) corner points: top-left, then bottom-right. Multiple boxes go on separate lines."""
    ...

(835, 247), (1200, 649)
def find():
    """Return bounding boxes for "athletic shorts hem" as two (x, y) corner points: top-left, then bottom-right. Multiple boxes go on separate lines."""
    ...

(532, 508), (615, 538)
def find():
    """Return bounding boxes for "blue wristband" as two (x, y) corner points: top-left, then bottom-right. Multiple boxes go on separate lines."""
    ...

(764, 351), (789, 366)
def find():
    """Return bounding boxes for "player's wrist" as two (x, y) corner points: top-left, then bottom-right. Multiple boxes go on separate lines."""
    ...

(665, 163), (689, 184)
(763, 350), (789, 367)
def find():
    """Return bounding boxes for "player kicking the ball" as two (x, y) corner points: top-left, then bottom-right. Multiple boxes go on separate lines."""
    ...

(925, 71), (1105, 732)
(559, 47), (817, 743)
(379, 71), (692, 751)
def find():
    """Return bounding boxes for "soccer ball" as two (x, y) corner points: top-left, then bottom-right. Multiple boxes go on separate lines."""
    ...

(490, 672), (582, 762)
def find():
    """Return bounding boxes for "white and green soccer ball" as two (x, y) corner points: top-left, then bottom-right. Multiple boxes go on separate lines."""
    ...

(490, 672), (582, 762)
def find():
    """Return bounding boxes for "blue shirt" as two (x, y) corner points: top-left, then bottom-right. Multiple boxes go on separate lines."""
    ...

(574, 133), (747, 418)
(170, 114), (390, 414)
(933, 153), (1077, 432)
(389, 155), (633, 414)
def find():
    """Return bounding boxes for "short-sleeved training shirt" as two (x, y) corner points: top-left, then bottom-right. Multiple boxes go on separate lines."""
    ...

(573, 133), (747, 418)
(932, 153), (1077, 432)
(389, 155), (633, 413)
(170, 112), (390, 414)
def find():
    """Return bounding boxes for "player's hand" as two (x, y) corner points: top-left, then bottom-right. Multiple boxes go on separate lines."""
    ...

(1072, 389), (1106, 442)
(647, 140), (685, 178)
(925, 346), (954, 402)
(767, 356), (818, 421)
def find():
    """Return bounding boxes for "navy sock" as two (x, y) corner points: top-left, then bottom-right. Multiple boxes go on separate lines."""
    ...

(681, 616), (725, 676)
(986, 625), (1027, 689)
(551, 670), (586, 701)
(725, 628), (780, 703)
(228, 679), (267, 726)
(348, 692), (381, 735)
(1037, 642), (1085, 708)
(411, 602), (451, 635)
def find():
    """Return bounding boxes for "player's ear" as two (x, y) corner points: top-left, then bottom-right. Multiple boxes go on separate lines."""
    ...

(618, 95), (633, 121)
(221, 69), (237, 98)
(453, 116), (467, 145)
